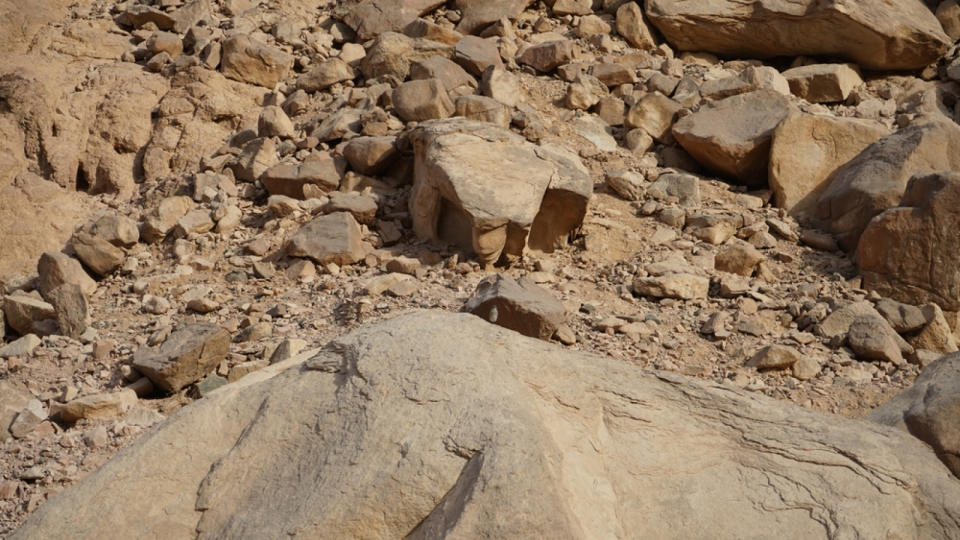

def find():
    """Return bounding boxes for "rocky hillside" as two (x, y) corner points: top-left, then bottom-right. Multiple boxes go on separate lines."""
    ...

(1, 0), (960, 536)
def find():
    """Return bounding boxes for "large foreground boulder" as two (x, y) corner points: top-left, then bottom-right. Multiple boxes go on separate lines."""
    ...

(644, 0), (950, 71)
(818, 121), (960, 251)
(858, 172), (960, 312)
(409, 118), (592, 266)
(870, 352), (960, 479)
(12, 311), (960, 539)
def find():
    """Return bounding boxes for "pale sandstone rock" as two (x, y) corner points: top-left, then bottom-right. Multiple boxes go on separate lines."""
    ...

(343, 137), (398, 176)
(60, 389), (138, 423)
(870, 352), (960, 478)
(624, 92), (682, 142)
(699, 66), (790, 100)
(517, 40), (575, 73)
(909, 304), (959, 355)
(257, 106), (295, 139)
(410, 56), (477, 96)
(15, 312), (960, 539)
(3, 294), (55, 337)
(645, 0), (950, 71)
(220, 35), (293, 88)
(284, 212), (369, 266)
(408, 118), (591, 265)
(747, 344), (802, 370)
(782, 63), (863, 104)
(71, 231), (124, 277)
(392, 79), (455, 122)
(453, 36), (503, 77)
(858, 172), (960, 312)
(768, 112), (889, 221)
(297, 58), (355, 92)
(633, 273), (709, 300)
(616, 1), (656, 50)
(261, 154), (345, 199)
(142, 196), (195, 243)
(463, 275), (567, 340)
(37, 252), (97, 301)
(672, 90), (793, 187)
(133, 323), (231, 393)
(344, 0), (445, 40)
(455, 95), (512, 127)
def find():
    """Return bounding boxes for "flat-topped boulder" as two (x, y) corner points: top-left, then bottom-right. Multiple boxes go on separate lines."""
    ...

(408, 118), (592, 266)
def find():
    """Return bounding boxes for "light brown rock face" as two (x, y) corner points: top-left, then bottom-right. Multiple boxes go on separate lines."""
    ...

(220, 35), (293, 88)
(11, 312), (960, 539)
(409, 118), (591, 265)
(132, 323), (231, 393)
(344, 0), (445, 40)
(768, 113), (889, 221)
(870, 352), (960, 479)
(463, 275), (567, 340)
(818, 121), (960, 251)
(858, 172), (960, 312)
(781, 63), (863, 104)
(672, 90), (793, 187)
(645, 0), (951, 71)
(284, 212), (368, 266)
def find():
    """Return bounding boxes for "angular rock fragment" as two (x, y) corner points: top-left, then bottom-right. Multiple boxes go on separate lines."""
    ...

(60, 390), (138, 423)
(463, 275), (566, 340)
(37, 252), (96, 301)
(408, 119), (591, 265)
(221, 35), (293, 88)
(284, 212), (368, 266)
(782, 64), (863, 104)
(133, 324), (231, 393)
(747, 344), (802, 370)
(672, 90), (792, 187)
(858, 172), (960, 311)
(633, 273), (709, 300)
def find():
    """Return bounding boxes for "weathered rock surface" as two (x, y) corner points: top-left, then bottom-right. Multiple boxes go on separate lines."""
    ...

(284, 212), (368, 266)
(673, 90), (793, 187)
(220, 35), (293, 88)
(768, 113), (889, 220)
(870, 352), (960, 478)
(60, 389), (138, 423)
(858, 172), (960, 312)
(781, 64), (863, 104)
(36, 252), (97, 301)
(463, 275), (567, 340)
(409, 118), (591, 265)
(818, 121), (960, 251)
(132, 323), (231, 393)
(645, 0), (951, 71)
(12, 312), (960, 539)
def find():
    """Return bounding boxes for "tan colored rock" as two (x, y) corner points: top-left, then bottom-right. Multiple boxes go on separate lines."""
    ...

(673, 90), (793, 187)
(463, 275), (567, 341)
(89, 214), (139, 247)
(768, 112), (889, 220)
(0, 381), (31, 443)
(231, 137), (278, 183)
(60, 389), (138, 423)
(145, 31), (182, 57)
(517, 40), (575, 73)
(142, 196), (195, 243)
(261, 154), (344, 199)
(910, 304), (959, 355)
(480, 66), (521, 107)
(782, 64), (863, 103)
(870, 352), (960, 478)
(326, 192), (378, 225)
(48, 284), (87, 339)
(284, 212), (368, 266)
(410, 56), (477, 96)
(454, 0), (534, 34)
(715, 239), (763, 276)
(858, 172), (960, 312)
(404, 18), (463, 45)
(624, 92), (681, 142)
(3, 294), (55, 337)
(552, 0), (591, 15)
(936, 0), (960, 41)
(699, 66), (790, 100)
(616, 1), (657, 50)
(344, 0), (445, 40)
(409, 118), (591, 265)
(453, 36), (503, 77)
(257, 106), (295, 139)
(37, 252), (97, 301)
(747, 344), (802, 370)
(645, 0), (950, 71)
(454, 95), (511, 127)
(633, 273), (709, 300)
(71, 231), (124, 277)
(220, 34), (293, 88)
(392, 79), (455, 122)
(343, 137), (398, 176)
(848, 316), (904, 365)
(133, 323), (231, 393)
(298, 58), (355, 92)
(0, 334), (41, 359)
(11, 311), (960, 539)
